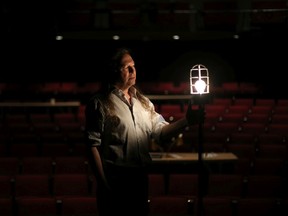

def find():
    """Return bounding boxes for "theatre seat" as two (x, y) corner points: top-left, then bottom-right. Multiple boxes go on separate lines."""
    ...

(197, 197), (235, 216)
(167, 173), (198, 197)
(148, 174), (166, 197)
(205, 174), (245, 199)
(16, 197), (59, 216)
(52, 174), (96, 198)
(20, 157), (54, 175)
(0, 176), (14, 198)
(252, 158), (287, 176)
(60, 196), (98, 216)
(14, 174), (52, 198)
(53, 156), (89, 174)
(235, 198), (282, 216)
(148, 196), (194, 216)
(0, 157), (20, 176)
(0, 198), (14, 216)
(244, 175), (285, 198)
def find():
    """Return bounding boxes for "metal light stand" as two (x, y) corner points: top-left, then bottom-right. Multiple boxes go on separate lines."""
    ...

(197, 96), (205, 216)
(190, 64), (209, 216)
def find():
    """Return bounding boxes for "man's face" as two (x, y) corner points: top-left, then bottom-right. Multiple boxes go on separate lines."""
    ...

(119, 53), (136, 88)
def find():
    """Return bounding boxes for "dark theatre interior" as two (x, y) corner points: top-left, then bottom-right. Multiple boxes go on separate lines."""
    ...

(1, 0), (288, 215)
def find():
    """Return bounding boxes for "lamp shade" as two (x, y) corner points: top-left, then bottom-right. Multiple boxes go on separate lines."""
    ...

(190, 64), (209, 94)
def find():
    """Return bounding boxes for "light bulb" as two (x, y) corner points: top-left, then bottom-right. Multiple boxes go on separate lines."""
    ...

(195, 79), (206, 94)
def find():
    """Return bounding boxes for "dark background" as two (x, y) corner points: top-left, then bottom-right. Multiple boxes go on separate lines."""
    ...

(1, 0), (288, 93)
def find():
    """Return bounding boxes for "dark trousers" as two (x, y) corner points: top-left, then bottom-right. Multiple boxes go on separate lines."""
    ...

(97, 165), (149, 216)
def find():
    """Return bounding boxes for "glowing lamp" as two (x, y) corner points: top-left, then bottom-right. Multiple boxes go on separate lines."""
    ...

(190, 64), (209, 95)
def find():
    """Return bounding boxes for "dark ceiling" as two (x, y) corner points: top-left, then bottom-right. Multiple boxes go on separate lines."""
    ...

(2, 0), (288, 41)
(1, 0), (288, 86)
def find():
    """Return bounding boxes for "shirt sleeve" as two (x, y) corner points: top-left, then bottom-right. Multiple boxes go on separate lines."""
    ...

(149, 100), (169, 143)
(85, 96), (105, 148)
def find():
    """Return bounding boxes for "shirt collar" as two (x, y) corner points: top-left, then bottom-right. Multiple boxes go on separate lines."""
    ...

(112, 86), (137, 99)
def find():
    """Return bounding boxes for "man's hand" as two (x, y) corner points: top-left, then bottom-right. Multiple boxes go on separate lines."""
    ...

(185, 100), (205, 125)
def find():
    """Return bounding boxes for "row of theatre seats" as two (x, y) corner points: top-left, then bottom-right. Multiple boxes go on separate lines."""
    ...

(1, 196), (288, 216)
(0, 81), (261, 102)
(0, 155), (288, 195)
(0, 82), (288, 215)
(0, 170), (288, 215)
(0, 161), (287, 212)
(0, 171), (288, 215)
(159, 97), (288, 156)
(0, 153), (287, 179)
(56, 0), (288, 32)
(1, 96), (288, 159)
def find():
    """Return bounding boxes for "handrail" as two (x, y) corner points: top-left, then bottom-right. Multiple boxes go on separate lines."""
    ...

(147, 95), (191, 100)
(0, 101), (81, 107)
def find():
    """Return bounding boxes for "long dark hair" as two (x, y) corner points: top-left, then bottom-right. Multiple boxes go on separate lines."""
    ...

(109, 47), (131, 83)
(98, 47), (131, 94)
